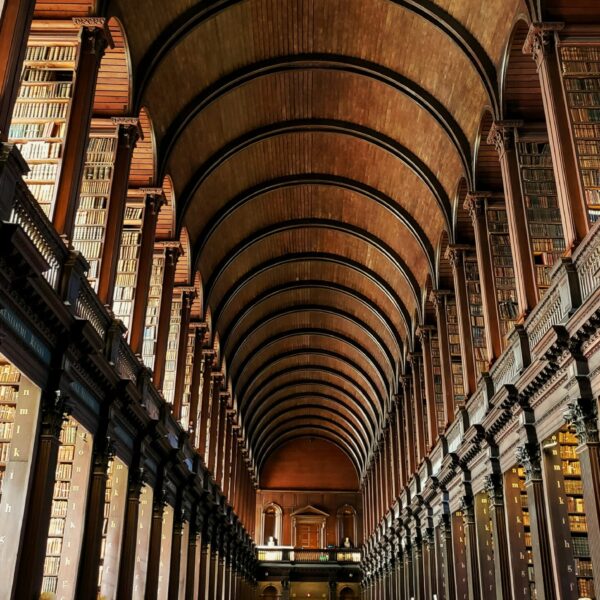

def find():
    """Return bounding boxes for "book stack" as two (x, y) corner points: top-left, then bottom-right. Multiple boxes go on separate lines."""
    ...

(181, 330), (197, 430)
(142, 249), (166, 370)
(561, 44), (600, 223)
(0, 359), (20, 501)
(430, 332), (445, 432)
(9, 38), (78, 218)
(464, 252), (489, 375)
(162, 293), (182, 405)
(72, 123), (118, 289)
(516, 140), (566, 295)
(446, 298), (465, 406)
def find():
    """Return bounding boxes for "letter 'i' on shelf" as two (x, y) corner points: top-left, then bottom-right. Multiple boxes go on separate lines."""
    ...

(0, 357), (21, 502)
(560, 44), (600, 224)
(141, 248), (166, 370)
(41, 417), (79, 594)
(72, 120), (119, 290)
(464, 250), (489, 375)
(9, 29), (80, 219)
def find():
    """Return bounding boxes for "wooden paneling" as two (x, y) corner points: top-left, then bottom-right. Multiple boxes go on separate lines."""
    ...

(128, 107), (155, 187)
(34, 0), (95, 18)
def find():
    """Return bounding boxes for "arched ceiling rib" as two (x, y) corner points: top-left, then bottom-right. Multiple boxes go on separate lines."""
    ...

(109, 0), (525, 476)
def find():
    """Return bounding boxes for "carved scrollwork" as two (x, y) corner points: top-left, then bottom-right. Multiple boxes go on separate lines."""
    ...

(516, 443), (542, 484)
(565, 399), (599, 445)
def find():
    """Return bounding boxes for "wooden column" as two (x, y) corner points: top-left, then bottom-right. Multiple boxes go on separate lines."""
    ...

(409, 352), (426, 463)
(464, 194), (503, 362)
(394, 395), (407, 488)
(424, 531), (436, 600)
(173, 291), (194, 420)
(216, 542), (226, 600)
(461, 495), (482, 600)
(12, 391), (67, 598)
(198, 352), (215, 461)
(168, 509), (185, 600)
(446, 247), (478, 394)
(524, 23), (589, 250)
(208, 374), (223, 475)
(0, 0), (35, 140)
(130, 191), (163, 353)
(145, 490), (166, 600)
(414, 539), (425, 600)
(152, 246), (180, 389)
(440, 514), (456, 600)
(483, 471), (512, 600)
(488, 122), (539, 316)
(97, 119), (140, 305)
(74, 434), (113, 598)
(223, 415), (233, 498)
(198, 536), (211, 599)
(184, 520), (199, 600)
(53, 19), (109, 239)
(431, 291), (455, 426)
(516, 441), (557, 600)
(417, 328), (438, 447)
(208, 541), (218, 600)
(117, 466), (145, 598)
(188, 327), (205, 439)
(389, 402), (400, 500)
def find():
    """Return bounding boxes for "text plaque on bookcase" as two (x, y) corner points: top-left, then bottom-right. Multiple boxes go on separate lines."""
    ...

(559, 42), (600, 223)
(9, 25), (81, 218)
(72, 118), (118, 289)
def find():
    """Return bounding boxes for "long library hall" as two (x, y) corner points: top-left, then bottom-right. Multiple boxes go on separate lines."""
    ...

(2, 1), (600, 599)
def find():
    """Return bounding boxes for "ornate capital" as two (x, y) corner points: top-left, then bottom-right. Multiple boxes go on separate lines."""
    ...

(487, 121), (523, 157)
(128, 466), (146, 497)
(516, 443), (542, 484)
(464, 193), (489, 224)
(483, 473), (503, 506)
(41, 390), (70, 438)
(523, 22), (564, 68)
(78, 18), (111, 60)
(565, 399), (599, 445)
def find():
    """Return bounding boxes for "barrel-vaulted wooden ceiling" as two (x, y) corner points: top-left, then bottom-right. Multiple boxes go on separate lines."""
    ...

(96, 0), (590, 478)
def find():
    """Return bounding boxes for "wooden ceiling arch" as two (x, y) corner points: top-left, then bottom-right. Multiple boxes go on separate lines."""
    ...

(103, 0), (528, 476)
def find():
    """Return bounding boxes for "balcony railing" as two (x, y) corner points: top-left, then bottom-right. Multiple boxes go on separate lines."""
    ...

(256, 547), (361, 564)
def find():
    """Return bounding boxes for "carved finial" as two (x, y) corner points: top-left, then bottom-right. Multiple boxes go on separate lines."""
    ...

(515, 443), (542, 484)
(565, 399), (599, 445)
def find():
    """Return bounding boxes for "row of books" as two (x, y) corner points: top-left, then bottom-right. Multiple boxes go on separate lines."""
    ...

(528, 222), (565, 239)
(561, 47), (600, 62)
(53, 480), (71, 499)
(45, 536), (63, 556)
(9, 120), (64, 139)
(567, 91), (600, 107)
(24, 162), (58, 182)
(518, 153), (553, 167)
(48, 517), (65, 537)
(56, 462), (72, 480)
(13, 101), (68, 120)
(82, 165), (113, 181)
(574, 123), (600, 139)
(578, 139), (600, 155)
(124, 206), (144, 221)
(73, 225), (104, 241)
(80, 179), (111, 196)
(562, 61), (600, 75)
(572, 107), (600, 124)
(57, 445), (74, 462)
(29, 183), (54, 208)
(74, 208), (106, 226)
(582, 169), (600, 187)
(16, 140), (61, 159)
(521, 168), (556, 182)
(569, 514), (588, 532)
(21, 67), (72, 83)
(18, 81), (72, 99)
(0, 364), (20, 384)
(78, 196), (107, 211)
(0, 403), (15, 420)
(0, 421), (14, 440)
(565, 77), (600, 92)
(568, 496), (586, 513)
(25, 45), (77, 63)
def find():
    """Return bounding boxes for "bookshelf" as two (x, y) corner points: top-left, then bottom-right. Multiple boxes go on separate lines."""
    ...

(162, 292), (182, 405)
(452, 511), (468, 600)
(543, 427), (596, 599)
(430, 332), (446, 432)
(464, 251), (489, 375)
(504, 466), (536, 599)
(141, 247), (166, 370)
(515, 136), (566, 295)
(475, 492), (496, 594)
(113, 195), (145, 332)
(486, 205), (518, 343)
(181, 330), (196, 431)
(417, 357), (429, 450)
(446, 297), (466, 407)
(559, 44), (600, 223)
(9, 33), (79, 218)
(97, 459), (114, 591)
(0, 361), (21, 502)
(72, 119), (118, 289)
(41, 418), (79, 595)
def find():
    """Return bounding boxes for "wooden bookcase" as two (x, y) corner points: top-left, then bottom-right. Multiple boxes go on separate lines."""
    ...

(9, 26), (80, 218)
(162, 291), (182, 405)
(543, 428), (596, 599)
(97, 459), (114, 590)
(141, 247), (166, 370)
(181, 329), (196, 431)
(446, 297), (466, 407)
(113, 194), (145, 333)
(417, 357), (429, 450)
(452, 511), (468, 600)
(0, 361), (21, 502)
(41, 418), (78, 594)
(559, 43), (600, 223)
(474, 492), (496, 595)
(504, 465), (536, 599)
(486, 204), (518, 343)
(515, 131), (566, 295)
(430, 332), (445, 432)
(463, 251), (489, 375)
(72, 119), (118, 289)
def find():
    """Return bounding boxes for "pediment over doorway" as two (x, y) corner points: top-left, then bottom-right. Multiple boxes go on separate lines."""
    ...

(290, 505), (330, 518)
